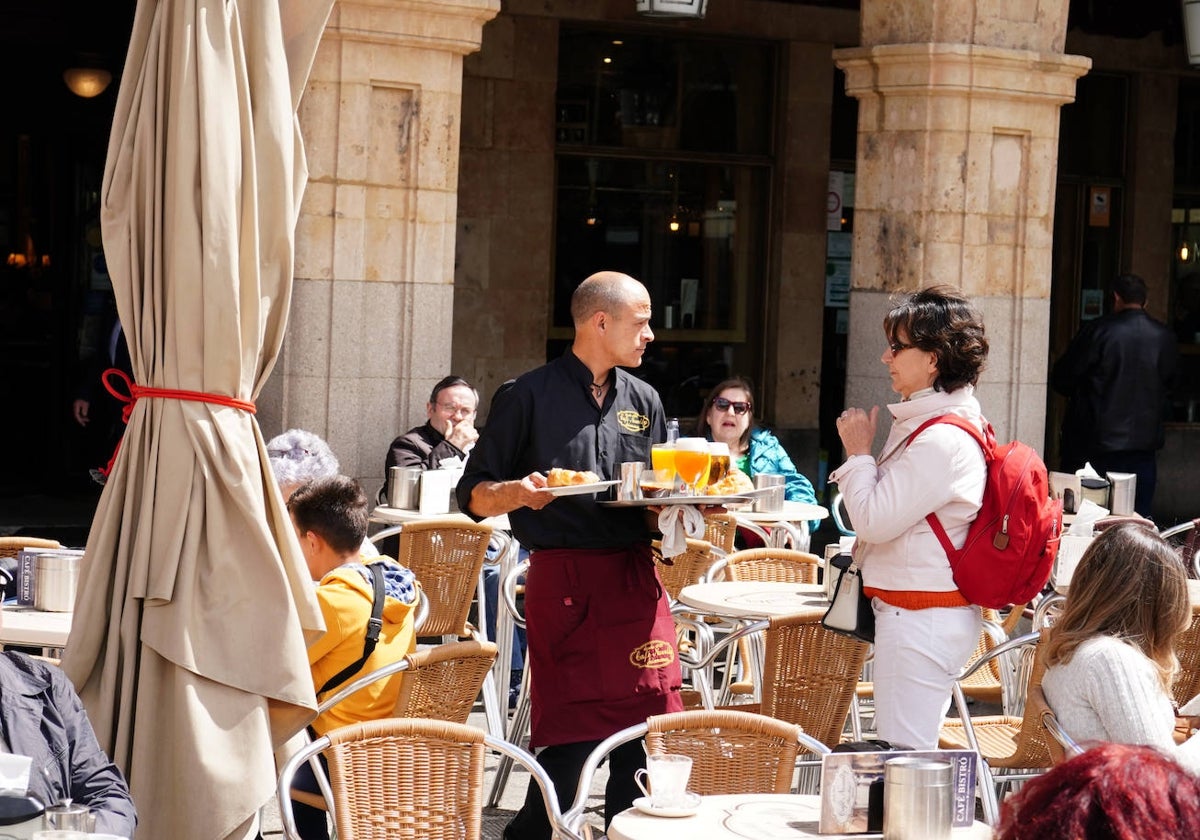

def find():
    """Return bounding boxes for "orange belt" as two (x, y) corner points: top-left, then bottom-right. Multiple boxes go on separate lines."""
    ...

(863, 586), (970, 610)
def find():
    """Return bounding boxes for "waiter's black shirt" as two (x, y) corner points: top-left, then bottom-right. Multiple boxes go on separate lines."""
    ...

(457, 350), (665, 550)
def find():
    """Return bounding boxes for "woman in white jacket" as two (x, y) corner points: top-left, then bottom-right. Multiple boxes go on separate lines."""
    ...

(831, 286), (989, 749)
(1042, 523), (1200, 772)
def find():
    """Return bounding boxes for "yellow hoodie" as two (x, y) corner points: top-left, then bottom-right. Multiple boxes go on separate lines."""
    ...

(308, 555), (419, 735)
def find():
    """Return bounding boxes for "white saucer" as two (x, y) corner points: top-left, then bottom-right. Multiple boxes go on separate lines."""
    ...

(632, 792), (702, 817)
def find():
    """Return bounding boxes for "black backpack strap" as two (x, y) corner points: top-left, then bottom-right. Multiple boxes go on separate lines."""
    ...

(318, 563), (386, 695)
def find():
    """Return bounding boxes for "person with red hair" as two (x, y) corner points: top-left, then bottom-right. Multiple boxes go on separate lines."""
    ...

(996, 742), (1200, 839)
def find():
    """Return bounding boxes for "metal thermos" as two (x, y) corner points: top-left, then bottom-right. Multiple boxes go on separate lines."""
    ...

(619, 462), (644, 501)
(387, 466), (423, 510)
(1080, 477), (1110, 509)
(34, 553), (81, 612)
(882, 757), (952, 840)
(752, 473), (785, 513)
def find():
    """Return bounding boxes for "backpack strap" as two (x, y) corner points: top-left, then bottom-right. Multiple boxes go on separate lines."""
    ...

(906, 414), (991, 565)
(318, 563), (386, 695)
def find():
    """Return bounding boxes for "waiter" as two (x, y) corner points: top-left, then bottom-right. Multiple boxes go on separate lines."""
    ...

(458, 271), (682, 840)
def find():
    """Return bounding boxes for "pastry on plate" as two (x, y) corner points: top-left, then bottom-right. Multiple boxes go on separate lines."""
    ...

(704, 469), (754, 496)
(546, 467), (601, 487)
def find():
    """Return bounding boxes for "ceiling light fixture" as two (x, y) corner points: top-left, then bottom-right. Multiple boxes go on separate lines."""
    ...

(63, 66), (113, 98)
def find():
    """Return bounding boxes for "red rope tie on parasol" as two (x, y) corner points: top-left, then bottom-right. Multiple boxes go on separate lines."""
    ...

(97, 368), (257, 477)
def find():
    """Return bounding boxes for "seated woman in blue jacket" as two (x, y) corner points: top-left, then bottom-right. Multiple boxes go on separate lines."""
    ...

(695, 376), (819, 533)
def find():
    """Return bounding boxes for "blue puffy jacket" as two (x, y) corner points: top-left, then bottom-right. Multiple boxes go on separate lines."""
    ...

(746, 427), (820, 533)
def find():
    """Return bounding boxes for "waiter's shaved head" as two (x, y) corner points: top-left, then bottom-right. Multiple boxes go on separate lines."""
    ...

(571, 271), (646, 325)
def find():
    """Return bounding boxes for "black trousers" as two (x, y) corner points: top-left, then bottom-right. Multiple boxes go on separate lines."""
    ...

(504, 738), (645, 840)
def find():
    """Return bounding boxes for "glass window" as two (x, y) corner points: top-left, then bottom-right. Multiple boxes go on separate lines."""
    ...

(556, 30), (775, 156)
(553, 28), (776, 419)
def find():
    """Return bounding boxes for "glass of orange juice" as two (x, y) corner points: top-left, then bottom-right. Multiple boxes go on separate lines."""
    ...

(650, 443), (676, 483)
(674, 437), (711, 496)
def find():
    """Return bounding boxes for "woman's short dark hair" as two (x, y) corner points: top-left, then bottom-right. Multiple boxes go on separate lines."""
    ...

(695, 376), (756, 451)
(996, 743), (1200, 839)
(287, 475), (368, 554)
(883, 285), (988, 393)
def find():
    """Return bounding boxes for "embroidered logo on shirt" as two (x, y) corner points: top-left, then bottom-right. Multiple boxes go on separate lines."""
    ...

(629, 639), (675, 669)
(617, 410), (650, 433)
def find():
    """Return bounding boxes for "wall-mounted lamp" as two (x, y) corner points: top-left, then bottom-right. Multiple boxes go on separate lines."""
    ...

(1181, 239), (1196, 263)
(636, 0), (708, 19)
(668, 213), (681, 233)
(63, 67), (113, 98)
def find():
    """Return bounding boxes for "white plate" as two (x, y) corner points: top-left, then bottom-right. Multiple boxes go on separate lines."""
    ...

(535, 480), (619, 496)
(632, 792), (702, 818)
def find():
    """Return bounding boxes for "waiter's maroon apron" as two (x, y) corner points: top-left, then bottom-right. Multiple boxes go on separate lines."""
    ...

(525, 544), (683, 748)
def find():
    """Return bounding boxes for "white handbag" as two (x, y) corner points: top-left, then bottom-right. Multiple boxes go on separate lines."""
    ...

(821, 553), (875, 643)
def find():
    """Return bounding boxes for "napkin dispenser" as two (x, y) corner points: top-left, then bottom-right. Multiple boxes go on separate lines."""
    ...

(418, 469), (453, 516)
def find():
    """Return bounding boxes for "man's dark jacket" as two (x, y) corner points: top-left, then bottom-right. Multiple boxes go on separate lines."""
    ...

(0, 651), (137, 836)
(1051, 308), (1177, 455)
(384, 422), (467, 473)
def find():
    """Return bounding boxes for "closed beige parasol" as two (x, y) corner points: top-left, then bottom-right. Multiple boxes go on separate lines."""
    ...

(61, 1), (334, 838)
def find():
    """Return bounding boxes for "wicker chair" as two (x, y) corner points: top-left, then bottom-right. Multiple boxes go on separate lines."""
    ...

(702, 547), (821, 699)
(561, 709), (829, 836)
(290, 641), (499, 817)
(684, 608), (869, 749)
(652, 538), (720, 602)
(0, 536), (62, 558)
(1172, 602), (1200, 708)
(278, 718), (582, 840)
(703, 514), (740, 553)
(938, 630), (1053, 825)
(1027, 683), (1083, 764)
(394, 519), (493, 639)
(712, 547), (821, 585)
(1160, 517), (1200, 577)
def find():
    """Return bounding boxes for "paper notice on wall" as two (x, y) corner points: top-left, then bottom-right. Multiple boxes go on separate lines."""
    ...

(826, 230), (852, 308)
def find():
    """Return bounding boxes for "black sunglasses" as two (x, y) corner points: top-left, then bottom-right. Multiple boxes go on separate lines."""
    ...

(888, 341), (915, 354)
(712, 397), (751, 415)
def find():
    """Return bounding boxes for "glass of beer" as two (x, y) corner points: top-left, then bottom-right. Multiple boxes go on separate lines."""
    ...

(704, 441), (731, 490)
(673, 437), (711, 496)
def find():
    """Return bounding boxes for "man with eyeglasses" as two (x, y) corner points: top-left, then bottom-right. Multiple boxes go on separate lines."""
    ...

(385, 375), (480, 473)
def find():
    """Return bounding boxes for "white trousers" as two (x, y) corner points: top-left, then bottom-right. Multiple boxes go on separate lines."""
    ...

(870, 599), (981, 750)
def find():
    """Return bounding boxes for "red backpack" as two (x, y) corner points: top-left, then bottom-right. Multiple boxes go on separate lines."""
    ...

(909, 415), (1063, 609)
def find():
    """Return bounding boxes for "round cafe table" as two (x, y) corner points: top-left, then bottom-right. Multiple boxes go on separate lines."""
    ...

(677, 581), (827, 621)
(730, 501), (828, 551)
(607, 793), (993, 840)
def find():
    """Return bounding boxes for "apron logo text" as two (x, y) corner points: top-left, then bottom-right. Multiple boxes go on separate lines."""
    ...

(617, 410), (650, 433)
(629, 640), (675, 669)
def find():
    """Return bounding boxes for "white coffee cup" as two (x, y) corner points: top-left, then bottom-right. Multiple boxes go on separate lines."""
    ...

(633, 753), (693, 808)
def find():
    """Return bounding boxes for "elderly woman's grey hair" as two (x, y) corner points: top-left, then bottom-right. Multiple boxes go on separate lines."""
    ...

(266, 429), (340, 492)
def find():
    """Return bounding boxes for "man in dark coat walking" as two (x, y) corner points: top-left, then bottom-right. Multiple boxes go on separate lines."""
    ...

(1052, 273), (1177, 516)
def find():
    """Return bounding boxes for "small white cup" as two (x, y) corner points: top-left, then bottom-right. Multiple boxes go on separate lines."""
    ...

(633, 753), (693, 808)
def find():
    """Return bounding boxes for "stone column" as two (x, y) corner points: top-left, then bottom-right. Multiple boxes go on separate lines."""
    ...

(833, 0), (1089, 450)
(259, 0), (499, 486)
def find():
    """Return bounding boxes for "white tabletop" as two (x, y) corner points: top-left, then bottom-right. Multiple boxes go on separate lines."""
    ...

(0, 605), (72, 649)
(677, 581), (827, 620)
(371, 505), (511, 532)
(731, 501), (828, 524)
(607, 793), (992, 840)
